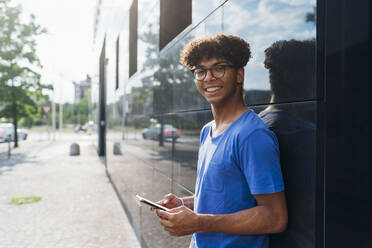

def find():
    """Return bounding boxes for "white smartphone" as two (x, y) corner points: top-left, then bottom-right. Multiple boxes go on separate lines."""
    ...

(136, 194), (170, 211)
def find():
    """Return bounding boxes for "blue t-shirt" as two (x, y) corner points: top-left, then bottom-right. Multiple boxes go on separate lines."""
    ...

(190, 109), (284, 248)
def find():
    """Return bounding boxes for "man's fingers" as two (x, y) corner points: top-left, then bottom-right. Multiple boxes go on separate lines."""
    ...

(159, 219), (173, 227)
(163, 193), (175, 204)
(156, 209), (170, 220)
(155, 199), (165, 205)
(169, 205), (185, 213)
(164, 226), (175, 233)
(166, 229), (178, 236)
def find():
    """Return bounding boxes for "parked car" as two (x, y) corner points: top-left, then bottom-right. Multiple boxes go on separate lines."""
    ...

(0, 123), (28, 142)
(0, 123), (13, 142)
(141, 124), (181, 140)
(17, 128), (28, 140)
(75, 124), (86, 133)
(83, 121), (95, 134)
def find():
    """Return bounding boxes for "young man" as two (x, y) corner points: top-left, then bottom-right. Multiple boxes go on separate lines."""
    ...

(154, 34), (287, 248)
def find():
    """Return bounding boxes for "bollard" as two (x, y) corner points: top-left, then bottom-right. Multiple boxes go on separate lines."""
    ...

(7, 138), (11, 159)
(69, 143), (80, 156)
(113, 142), (122, 155)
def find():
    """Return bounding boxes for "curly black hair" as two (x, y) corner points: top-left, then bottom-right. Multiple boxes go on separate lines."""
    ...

(264, 39), (315, 100)
(180, 34), (252, 69)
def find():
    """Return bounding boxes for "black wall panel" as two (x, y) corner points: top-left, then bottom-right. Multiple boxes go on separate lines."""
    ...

(159, 0), (191, 50)
(323, 0), (369, 247)
(98, 39), (106, 156)
(129, 0), (138, 77)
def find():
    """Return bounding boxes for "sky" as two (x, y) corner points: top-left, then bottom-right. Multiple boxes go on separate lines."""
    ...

(12, 0), (315, 103)
(14, 0), (98, 103)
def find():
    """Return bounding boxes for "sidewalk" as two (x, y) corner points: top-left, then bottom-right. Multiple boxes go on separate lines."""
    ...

(0, 133), (141, 248)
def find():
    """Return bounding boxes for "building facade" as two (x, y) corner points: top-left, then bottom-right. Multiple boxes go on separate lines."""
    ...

(92, 1), (370, 248)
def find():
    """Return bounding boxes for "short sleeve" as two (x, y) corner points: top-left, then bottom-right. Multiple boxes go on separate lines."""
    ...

(238, 128), (284, 194)
(199, 122), (213, 146)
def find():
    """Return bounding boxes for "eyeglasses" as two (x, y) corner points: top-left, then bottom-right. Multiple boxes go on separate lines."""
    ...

(191, 64), (235, 81)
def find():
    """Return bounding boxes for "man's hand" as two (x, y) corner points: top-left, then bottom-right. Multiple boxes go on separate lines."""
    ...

(151, 193), (183, 211)
(156, 206), (199, 236)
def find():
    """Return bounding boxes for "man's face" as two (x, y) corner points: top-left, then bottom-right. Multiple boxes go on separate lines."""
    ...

(193, 57), (244, 106)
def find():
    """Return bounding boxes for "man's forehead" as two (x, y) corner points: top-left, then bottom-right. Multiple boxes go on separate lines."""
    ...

(194, 57), (230, 68)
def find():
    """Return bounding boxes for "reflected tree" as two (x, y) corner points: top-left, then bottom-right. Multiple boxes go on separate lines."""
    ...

(305, 6), (316, 25)
(139, 23), (203, 115)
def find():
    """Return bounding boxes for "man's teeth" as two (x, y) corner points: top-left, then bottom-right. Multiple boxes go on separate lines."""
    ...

(206, 87), (221, 92)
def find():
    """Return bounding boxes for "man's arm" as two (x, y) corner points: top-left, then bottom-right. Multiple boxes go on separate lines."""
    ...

(198, 191), (287, 234)
(156, 191), (287, 236)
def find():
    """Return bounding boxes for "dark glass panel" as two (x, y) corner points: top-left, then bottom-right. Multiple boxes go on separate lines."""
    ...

(159, 0), (192, 50)
(152, 47), (174, 114)
(115, 35), (119, 90)
(106, 139), (154, 238)
(149, 115), (174, 178)
(323, 1), (369, 247)
(137, 0), (159, 72)
(170, 111), (213, 192)
(98, 38), (106, 156)
(140, 170), (174, 248)
(136, 1), (159, 115)
(129, 0), (138, 77)
(256, 101), (316, 248)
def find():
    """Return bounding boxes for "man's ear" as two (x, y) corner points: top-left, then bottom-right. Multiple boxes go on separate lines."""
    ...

(236, 68), (244, 84)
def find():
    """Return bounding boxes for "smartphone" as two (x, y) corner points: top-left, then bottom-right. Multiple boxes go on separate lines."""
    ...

(136, 194), (170, 211)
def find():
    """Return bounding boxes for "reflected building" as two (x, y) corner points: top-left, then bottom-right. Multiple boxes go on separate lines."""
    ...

(91, 1), (370, 248)
(73, 75), (92, 102)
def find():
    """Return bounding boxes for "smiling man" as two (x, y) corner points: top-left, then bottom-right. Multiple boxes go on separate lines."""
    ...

(154, 34), (287, 248)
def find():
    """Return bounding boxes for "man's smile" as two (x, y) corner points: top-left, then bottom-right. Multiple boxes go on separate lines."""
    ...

(204, 86), (223, 93)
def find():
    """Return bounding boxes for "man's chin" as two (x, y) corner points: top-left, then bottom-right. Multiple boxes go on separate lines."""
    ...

(206, 98), (225, 107)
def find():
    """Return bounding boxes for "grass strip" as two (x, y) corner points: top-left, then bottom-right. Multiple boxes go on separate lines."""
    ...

(9, 196), (42, 205)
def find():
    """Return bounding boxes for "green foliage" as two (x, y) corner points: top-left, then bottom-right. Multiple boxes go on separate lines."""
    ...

(128, 23), (205, 130)
(62, 91), (90, 125)
(0, 0), (51, 127)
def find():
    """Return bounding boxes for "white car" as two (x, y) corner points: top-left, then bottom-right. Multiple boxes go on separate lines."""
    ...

(0, 123), (13, 142)
(141, 124), (181, 140)
(0, 123), (28, 142)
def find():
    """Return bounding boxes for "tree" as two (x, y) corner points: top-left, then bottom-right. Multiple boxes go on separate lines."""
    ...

(305, 6), (316, 25)
(138, 23), (204, 115)
(0, 0), (51, 147)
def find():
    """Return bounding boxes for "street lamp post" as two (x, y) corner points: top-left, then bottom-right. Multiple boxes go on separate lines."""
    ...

(59, 102), (63, 132)
(52, 84), (56, 141)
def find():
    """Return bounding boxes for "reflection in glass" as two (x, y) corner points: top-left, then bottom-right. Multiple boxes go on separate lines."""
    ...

(259, 40), (316, 248)
(223, 0), (316, 104)
(99, 0), (319, 247)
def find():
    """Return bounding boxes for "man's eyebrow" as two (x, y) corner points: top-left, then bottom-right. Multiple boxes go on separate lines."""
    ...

(194, 61), (230, 69)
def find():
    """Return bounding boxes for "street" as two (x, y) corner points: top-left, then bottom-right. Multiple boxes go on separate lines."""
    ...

(0, 130), (141, 248)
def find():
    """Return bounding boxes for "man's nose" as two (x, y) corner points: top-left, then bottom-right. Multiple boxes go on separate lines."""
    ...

(204, 69), (216, 81)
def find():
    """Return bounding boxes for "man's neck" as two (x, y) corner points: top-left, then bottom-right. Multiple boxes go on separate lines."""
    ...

(211, 98), (248, 129)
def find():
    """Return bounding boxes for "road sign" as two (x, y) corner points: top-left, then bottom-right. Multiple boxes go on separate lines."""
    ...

(43, 106), (51, 115)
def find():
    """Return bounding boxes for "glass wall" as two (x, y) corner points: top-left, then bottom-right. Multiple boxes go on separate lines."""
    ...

(97, 0), (318, 247)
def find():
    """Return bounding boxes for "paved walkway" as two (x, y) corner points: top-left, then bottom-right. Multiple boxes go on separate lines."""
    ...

(0, 132), (141, 248)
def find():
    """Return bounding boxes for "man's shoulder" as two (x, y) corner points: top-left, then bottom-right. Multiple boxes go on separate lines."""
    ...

(201, 120), (214, 135)
(202, 120), (214, 129)
(199, 120), (214, 143)
(231, 110), (270, 137)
